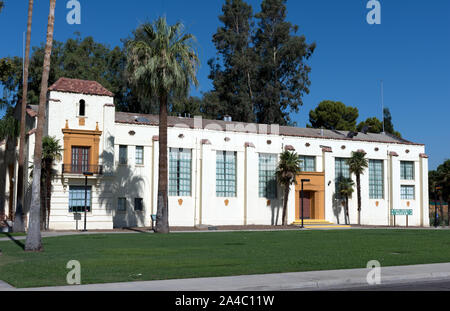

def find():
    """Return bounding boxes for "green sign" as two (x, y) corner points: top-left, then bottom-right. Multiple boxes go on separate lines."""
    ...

(391, 209), (413, 216)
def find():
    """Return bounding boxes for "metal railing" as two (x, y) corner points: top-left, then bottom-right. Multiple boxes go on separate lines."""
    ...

(62, 164), (103, 175)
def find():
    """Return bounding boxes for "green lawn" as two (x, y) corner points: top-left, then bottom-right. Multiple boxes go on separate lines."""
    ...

(0, 230), (450, 288)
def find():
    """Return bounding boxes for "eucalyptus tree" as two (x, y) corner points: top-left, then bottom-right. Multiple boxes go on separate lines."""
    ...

(276, 151), (302, 226)
(25, 0), (56, 252)
(207, 0), (256, 122)
(254, 0), (315, 125)
(347, 151), (368, 226)
(127, 17), (199, 233)
(14, 0), (34, 233)
(0, 110), (19, 221)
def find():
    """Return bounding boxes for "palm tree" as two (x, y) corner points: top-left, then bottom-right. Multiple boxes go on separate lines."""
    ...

(14, 0), (34, 233)
(347, 151), (368, 225)
(25, 0), (56, 252)
(276, 151), (302, 226)
(41, 136), (62, 230)
(337, 176), (354, 225)
(127, 17), (199, 234)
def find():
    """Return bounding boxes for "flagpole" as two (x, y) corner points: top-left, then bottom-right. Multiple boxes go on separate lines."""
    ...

(381, 80), (385, 134)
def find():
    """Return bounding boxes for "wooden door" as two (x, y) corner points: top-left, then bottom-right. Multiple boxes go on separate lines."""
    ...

(300, 191), (312, 219)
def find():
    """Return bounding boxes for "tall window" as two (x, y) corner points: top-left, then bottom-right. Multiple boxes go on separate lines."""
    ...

(71, 146), (90, 173)
(69, 186), (91, 213)
(401, 186), (415, 200)
(216, 151), (237, 197)
(335, 158), (350, 198)
(134, 198), (143, 212)
(79, 99), (86, 116)
(299, 156), (316, 172)
(400, 161), (414, 180)
(259, 154), (277, 199)
(169, 148), (192, 196)
(335, 158), (350, 179)
(118, 198), (127, 211)
(119, 145), (128, 165)
(369, 160), (384, 199)
(136, 146), (144, 165)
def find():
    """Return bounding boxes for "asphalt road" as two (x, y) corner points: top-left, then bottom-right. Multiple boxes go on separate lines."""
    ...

(324, 279), (450, 291)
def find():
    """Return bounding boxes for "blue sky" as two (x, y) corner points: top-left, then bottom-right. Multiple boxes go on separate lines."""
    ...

(0, 0), (449, 169)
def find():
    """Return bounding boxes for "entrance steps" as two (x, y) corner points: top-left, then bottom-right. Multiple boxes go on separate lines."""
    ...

(292, 219), (351, 229)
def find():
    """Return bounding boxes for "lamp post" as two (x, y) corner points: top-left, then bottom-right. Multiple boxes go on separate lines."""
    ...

(82, 172), (94, 232)
(300, 179), (311, 229)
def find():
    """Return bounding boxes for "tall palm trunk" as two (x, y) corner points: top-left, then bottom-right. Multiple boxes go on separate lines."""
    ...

(356, 174), (361, 225)
(45, 159), (53, 230)
(282, 185), (289, 226)
(155, 94), (169, 233)
(13, 0), (34, 233)
(25, 0), (56, 252)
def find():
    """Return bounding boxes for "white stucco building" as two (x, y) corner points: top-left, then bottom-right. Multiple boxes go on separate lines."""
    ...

(1, 78), (430, 230)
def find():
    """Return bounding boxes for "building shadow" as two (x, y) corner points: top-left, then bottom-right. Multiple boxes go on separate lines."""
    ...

(99, 140), (147, 229)
(332, 193), (343, 225)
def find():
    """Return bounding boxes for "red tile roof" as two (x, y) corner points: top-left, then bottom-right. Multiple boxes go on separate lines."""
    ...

(48, 78), (114, 97)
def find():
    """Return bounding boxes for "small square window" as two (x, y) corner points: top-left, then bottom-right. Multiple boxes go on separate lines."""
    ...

(401, 186), (415, 200)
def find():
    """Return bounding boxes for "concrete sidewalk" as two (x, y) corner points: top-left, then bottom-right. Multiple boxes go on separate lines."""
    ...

(2, 262), (449, 291)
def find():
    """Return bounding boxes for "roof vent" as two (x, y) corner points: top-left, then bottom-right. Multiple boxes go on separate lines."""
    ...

(347, 132), (359, 139)
(362, 125), (370, 134)
(223, 115), (232, 122)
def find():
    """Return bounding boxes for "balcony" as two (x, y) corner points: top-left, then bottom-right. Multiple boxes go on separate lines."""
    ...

(62, 164), (103, 175)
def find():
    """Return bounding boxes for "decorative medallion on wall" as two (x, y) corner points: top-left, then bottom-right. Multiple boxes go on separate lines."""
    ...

(407, 201), (410, 207)
(224, 199), (229, 207)
(267, 140), (272, 145)
(129, 130), (136, 136)
(178, 199), (183, 206)
(267, 200), (271, 206)
(375, 147), (379, 152)
(406, 149), (410, 154)
(224, 137), (231, 142)
(341, 145), (346, 150)
(305, 143), (310, 147)
(376, 201), (379, 207)
(178, 134), (185, 139)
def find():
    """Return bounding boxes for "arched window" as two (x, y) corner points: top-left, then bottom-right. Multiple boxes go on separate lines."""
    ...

(79, 99), (86, 116)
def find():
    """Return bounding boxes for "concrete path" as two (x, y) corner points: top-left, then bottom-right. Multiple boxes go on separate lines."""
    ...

(2, 262), (449, 291)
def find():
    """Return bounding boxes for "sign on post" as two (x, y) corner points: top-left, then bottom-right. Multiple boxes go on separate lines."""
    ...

(391, 209), (413, 216)
(391, 209), (413, 227)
